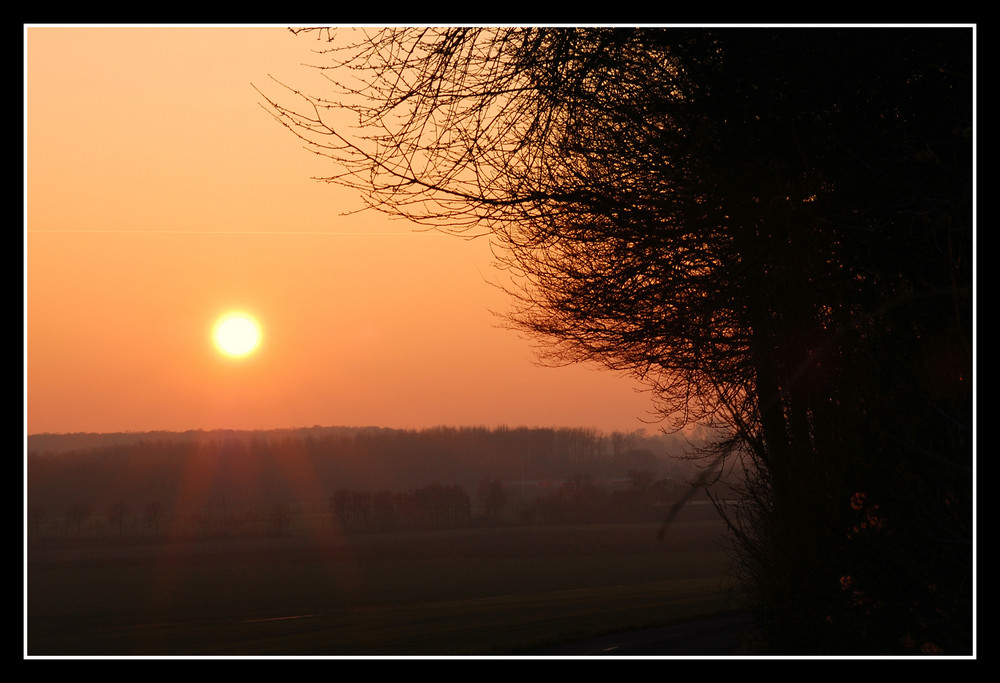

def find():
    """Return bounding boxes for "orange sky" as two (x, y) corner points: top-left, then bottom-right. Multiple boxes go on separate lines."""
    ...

(24, 25), (658, 436)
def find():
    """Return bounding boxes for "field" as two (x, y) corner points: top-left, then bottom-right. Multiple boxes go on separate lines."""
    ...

(27, 509), (742, 656)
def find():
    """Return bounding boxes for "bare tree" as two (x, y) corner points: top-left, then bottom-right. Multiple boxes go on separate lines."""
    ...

(260, 27), (972, 654)
(66, 501), (91, 536)
(477, 478), (507, 523)
(28, 505), (48, 538)
(144, 500), (164, 536)
(627, 469), (655, 493)
(107, 500), (129, 537)
(268, 501), (292, 537)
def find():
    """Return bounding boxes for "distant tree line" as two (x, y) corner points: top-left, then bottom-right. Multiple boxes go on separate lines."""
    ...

(26, 423), (726, 540)
(28, 472), (704, 540)
(330, 483), (472, 535)
(27, 425), (700, 520)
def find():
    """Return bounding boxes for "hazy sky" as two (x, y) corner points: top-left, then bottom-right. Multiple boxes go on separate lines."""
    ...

(25, 25), (657, 436)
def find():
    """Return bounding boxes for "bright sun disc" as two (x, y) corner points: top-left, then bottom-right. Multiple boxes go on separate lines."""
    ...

(213, 312), (261, 357)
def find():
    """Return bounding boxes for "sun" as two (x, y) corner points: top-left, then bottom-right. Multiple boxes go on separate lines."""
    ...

(213, 312), (262, 357)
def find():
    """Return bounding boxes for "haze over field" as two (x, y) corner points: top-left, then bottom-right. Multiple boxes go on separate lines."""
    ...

(24, 29), (729, 655)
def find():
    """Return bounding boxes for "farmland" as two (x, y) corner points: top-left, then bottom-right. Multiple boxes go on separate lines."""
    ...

(27, 509), (741, 656)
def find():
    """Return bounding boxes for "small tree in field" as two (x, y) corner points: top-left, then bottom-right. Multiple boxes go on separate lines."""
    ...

(477, 478), (507, 523)
(107, 500), (129, 537)
(268, 501), (292, 537)
(28, 505), (48, 538)
(627, 469), (656, 493)
(67, 501), (91, 536)
(144, 500), (164, 536)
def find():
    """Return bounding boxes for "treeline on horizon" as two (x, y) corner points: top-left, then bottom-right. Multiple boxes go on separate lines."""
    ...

(27, 424), (720, 537)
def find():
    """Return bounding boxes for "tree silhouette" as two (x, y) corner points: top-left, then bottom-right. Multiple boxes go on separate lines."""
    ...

(267, 501), (292, 537)
(144, 500), (164, 536)
(627, 469), (655, 493)
(107, 500), (129, 537)
(28, 505), (48, 538)
(261, 27), (972, 653)
(66, 501), (91, 536)
(477, 478), (507, 523)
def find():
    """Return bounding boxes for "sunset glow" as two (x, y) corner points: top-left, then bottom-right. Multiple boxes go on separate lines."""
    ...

(24, 25), (654, 436)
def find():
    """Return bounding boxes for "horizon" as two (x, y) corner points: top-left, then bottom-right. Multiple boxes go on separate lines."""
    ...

(25, 421), (675, 440)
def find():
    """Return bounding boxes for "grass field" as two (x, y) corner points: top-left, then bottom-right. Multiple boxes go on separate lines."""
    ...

(27, 512), (741, 656)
